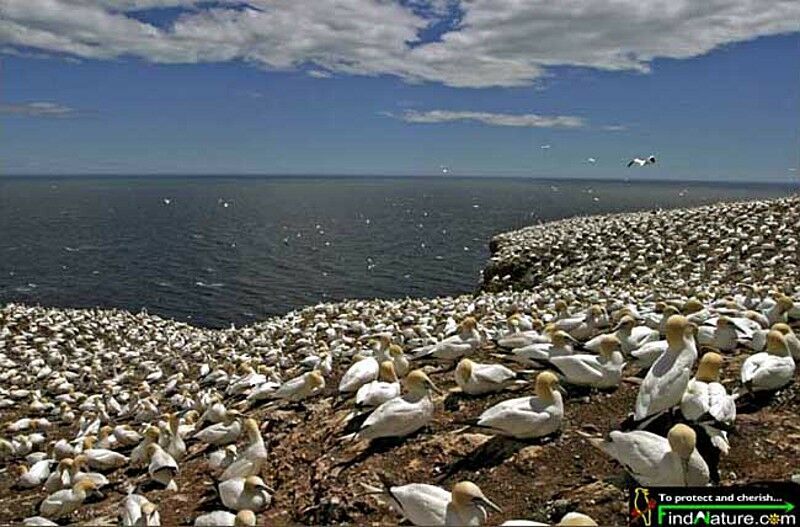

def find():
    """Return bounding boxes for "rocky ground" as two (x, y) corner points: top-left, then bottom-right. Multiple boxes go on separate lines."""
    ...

(1, 194), (799, 526)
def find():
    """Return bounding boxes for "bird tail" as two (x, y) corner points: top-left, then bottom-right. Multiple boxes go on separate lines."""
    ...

(411, 345), (434, 360)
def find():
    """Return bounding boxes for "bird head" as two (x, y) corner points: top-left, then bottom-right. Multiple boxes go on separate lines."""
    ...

(766, 330), (789, 356)
(683, 298), (704, 314)
(388, 344), (404, 358)
(665, 315), (693, 346)
(696, 352), (723, 382)
(455, 358), (474, 384)
(535, 371), (562, 400)
(306, 371), (326, 389)
(378, 361), (398, 383)
(598, 335), (621, 357)
(234, 510), (257, 527)
(406, 369), (441, 395)
(667, 424), (696, 460)
(451, 481), (502, 513)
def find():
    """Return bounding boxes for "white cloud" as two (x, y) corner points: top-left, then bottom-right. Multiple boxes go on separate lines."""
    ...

(0, 101), (77, 117)
(0, 0), (798, 87)
(392, 109), (586, 128)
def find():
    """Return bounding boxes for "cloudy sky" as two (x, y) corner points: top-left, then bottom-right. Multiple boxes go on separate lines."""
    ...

(1, 0), (799, 179)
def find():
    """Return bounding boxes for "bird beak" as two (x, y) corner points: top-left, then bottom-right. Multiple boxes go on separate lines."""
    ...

(428, 381), (443, 395)
(479, 497), (503, 513)
(557, 384), (567, 394)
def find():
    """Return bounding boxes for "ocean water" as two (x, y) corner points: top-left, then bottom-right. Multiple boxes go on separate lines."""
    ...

(0, 176), (793, 328)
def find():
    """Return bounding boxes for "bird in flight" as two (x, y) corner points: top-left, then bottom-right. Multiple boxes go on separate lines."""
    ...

(627, 155), (656, 167)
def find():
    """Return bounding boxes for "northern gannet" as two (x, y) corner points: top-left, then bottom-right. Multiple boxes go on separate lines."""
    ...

(365, 480), (501, 526)
(39, 480), (97, 519)
(219, 475), (272, 512)
(549, 335), (625, 389)
(634, 315), (697, 421)
(455, 358), (518, 395)
(194, 510), (256, 527)
(740, 330), (796, 392)
(680, 352), (735, 423)
(472, 371), (563, 439)
(627, 156), (656, 167)
(348, 370), (439, 442)
(590, 424), (709, 486)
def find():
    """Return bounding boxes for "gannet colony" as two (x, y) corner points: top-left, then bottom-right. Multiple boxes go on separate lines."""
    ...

(1, 195), (799, 525)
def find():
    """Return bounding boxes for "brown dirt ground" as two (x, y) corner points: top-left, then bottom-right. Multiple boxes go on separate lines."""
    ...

(1, 339), (799, 526)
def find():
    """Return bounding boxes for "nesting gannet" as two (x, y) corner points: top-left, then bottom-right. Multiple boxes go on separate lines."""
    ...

(771, 323), (800, 360)
(120, 491), (160, 526)
(627, 156), (656, 167)
(270, 371), (326, 402)
(219, 475), (272, 512)
(39, 480), (97, 519)
(12, 459), (52, 489)
(412, 317), (482, 360)
(355, 361), (401, 409)
(339, 354), (380, 394)
(587, 315), (658, 355)
(220, 418), (267, 480)
(472, 371), (563, 439)
(740, 330), (796, 392)
(194, 510), (256, 527)
(365, 480), (501, 526)
(44, 459), (73, 493)
(680, 352), (735, 424)
(209, 444), (238, 471)
(388, 344), (411, 377)
(590, 424), (710, 486)
(82, 436), (129, 470)
(131, 427), (160, 467)
(194, 411), (242, 446)
(550, 335), (625, 389)
(160, 413), (186, 461)
(634, 315), (697, 421)
(510, 330), (575, 364)
(146, 443), (179, 491)
(455, 358), (518, 395)
(501, 512), (598, 526)
(71, 455), (110, 489)
(347, 370), (439, 442)
(696, 316), (739, 352)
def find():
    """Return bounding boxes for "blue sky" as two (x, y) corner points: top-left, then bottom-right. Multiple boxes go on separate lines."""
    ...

(1, 1), (798, 180)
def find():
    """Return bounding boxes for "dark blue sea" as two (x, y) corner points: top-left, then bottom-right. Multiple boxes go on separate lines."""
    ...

(0, 176), (793, 327)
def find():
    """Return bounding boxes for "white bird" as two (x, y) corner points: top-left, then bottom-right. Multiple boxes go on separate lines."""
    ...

(413, 317), (482, 361)
(194, 413), (242, 446)
(771, 323), (800, 360)
(146, 444), (178, 491)
(348, 370), (439, 442)
(550, 335), (625, 389)
(589, 424), (710, 486)
(220, 418), (267, 481)
(455, 358), (518, 395)
(194, 510), (256, 527)
(219, 476), (272, 512)
(39, 480), (97, 519)
(209, 445), (238, 471)
(270, 371), (326, 402)
(365, 480), (501, 526)
(511, 331), (576, 364)
(339, 354), (379, 394)
(634, 315), (697, 421)
(681, 352), (736, 424)
(740, 330), (796, 392)
(627, 155), (656, 167)
(472, 371), (563, 439)
(355, 361), (401, 409)
(697, 316), (739, 352)
(501, 512), (598, 526)
(13, 459), (52, 489)
(120, 491), (160, 526)
(82, 436), (129, 471)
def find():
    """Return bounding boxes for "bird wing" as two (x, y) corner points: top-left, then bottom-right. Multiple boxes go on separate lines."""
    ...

(473, 364), (516, 385)
(707, 383), (736, 424)
(549, 355), (603, 384)
(635, 354), (692, 420)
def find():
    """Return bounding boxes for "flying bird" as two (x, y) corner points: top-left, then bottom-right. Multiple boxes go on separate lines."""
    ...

(587, 158), (596, 164)
(627, 156), (656, 167)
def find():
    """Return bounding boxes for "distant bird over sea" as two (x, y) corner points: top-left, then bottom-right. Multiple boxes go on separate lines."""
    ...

(540, 144), (551, 150)
(627, 156), (656, 167)
(441, 166), (449, 175)
(587, 158), (597, 164)
(162, 198), (172, 205)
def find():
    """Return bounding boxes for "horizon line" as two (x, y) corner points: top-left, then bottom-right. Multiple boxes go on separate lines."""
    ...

(1, 173), (799, 186)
